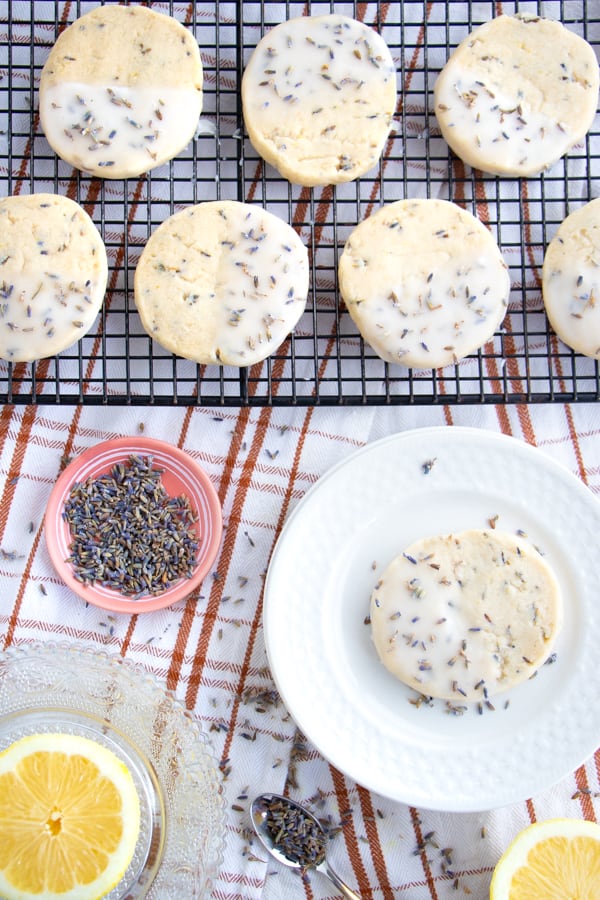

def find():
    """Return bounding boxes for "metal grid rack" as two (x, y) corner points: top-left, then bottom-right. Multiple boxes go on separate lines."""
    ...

(0, 0), (599, 406)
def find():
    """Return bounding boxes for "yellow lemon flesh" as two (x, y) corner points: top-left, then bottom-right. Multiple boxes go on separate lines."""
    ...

(0, 732), (141, 900)
(490, 817), (600, 900)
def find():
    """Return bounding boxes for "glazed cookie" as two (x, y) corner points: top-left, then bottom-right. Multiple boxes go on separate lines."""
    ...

(433, 14), (599, 177)
(0, 193), (108, 363)
(241, 14), (397, 186)
(370, 529), (563, 701)
(542, 198), (600, 358)
(134, 201), (309, 367)
(338, 198), (510, 369)
(39, 5), (203, 179)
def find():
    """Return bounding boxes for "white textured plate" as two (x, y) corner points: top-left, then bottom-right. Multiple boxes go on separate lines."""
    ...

(263, 426), (600, 811)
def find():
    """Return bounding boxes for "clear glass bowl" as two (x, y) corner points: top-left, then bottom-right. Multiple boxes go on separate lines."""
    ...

(0, 642), (225, 898)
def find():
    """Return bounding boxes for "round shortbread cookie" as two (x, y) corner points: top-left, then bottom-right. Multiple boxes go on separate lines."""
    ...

(39, 5), (203, 179)
(134, 200), (309, 367)
(542, 198), (600, 359)
(433, 14), (600, 177)
(370, 530), (563, 702)
(0, 193), (108, 363)
(241, 14), (397, 186)
(338, 198), (510, 369)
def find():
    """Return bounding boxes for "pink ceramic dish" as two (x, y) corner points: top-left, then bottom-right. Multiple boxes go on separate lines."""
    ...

(44, 436), (222, 613)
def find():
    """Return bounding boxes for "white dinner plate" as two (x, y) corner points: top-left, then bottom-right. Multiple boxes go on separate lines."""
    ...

(263, 426), (600, 811)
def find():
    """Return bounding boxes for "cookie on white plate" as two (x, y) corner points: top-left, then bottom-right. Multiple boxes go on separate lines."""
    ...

(370, 529), (563, 701)
(542, 198), (600, 358)
(134, 200), (309, 367)
(433, 14), (599, 177)
(0, 193), (108, 363)
(242, 14), (397, 186)
(39, 5), (203, 179)
(338, 198), (510, 369)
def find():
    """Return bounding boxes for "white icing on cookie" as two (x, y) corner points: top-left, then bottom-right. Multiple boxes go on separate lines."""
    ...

(542, 198), (600, 358)
(434, 14), (599, 177)
(40, 83), (202, 179)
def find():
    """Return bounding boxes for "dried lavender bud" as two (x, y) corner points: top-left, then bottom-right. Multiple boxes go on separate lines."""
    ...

(63, 454), (199, 597)
(259, 796), (327, 868)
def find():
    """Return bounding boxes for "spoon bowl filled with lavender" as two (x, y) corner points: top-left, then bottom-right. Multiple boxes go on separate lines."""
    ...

(250, 793), (361, 899)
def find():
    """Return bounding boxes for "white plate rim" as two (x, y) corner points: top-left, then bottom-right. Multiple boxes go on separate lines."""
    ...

(263, 426), (600, 811)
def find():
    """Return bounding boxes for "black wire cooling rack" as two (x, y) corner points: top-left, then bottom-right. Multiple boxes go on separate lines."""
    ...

(0, 1), (599, 406)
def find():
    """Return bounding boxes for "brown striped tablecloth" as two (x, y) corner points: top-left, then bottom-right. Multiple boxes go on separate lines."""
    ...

(2, 1), (600, 898)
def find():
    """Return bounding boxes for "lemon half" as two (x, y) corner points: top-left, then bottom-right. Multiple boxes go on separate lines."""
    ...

(0, 732), (141, 900)
(490, 817), (600, 900)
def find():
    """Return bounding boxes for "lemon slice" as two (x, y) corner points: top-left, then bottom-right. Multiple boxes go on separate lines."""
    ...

(0, 732), (141, 900)
(490, 817), (600, 899)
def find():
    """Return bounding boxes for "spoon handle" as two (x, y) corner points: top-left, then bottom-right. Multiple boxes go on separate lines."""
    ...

(323, 862), (362, 900)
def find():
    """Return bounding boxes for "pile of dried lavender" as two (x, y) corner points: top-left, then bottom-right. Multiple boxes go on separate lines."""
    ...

(63, 454), (199, 596)
(260, 795), (327, 869)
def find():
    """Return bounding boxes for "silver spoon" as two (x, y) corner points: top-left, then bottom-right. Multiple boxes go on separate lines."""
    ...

(250, 792), (362, 899)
